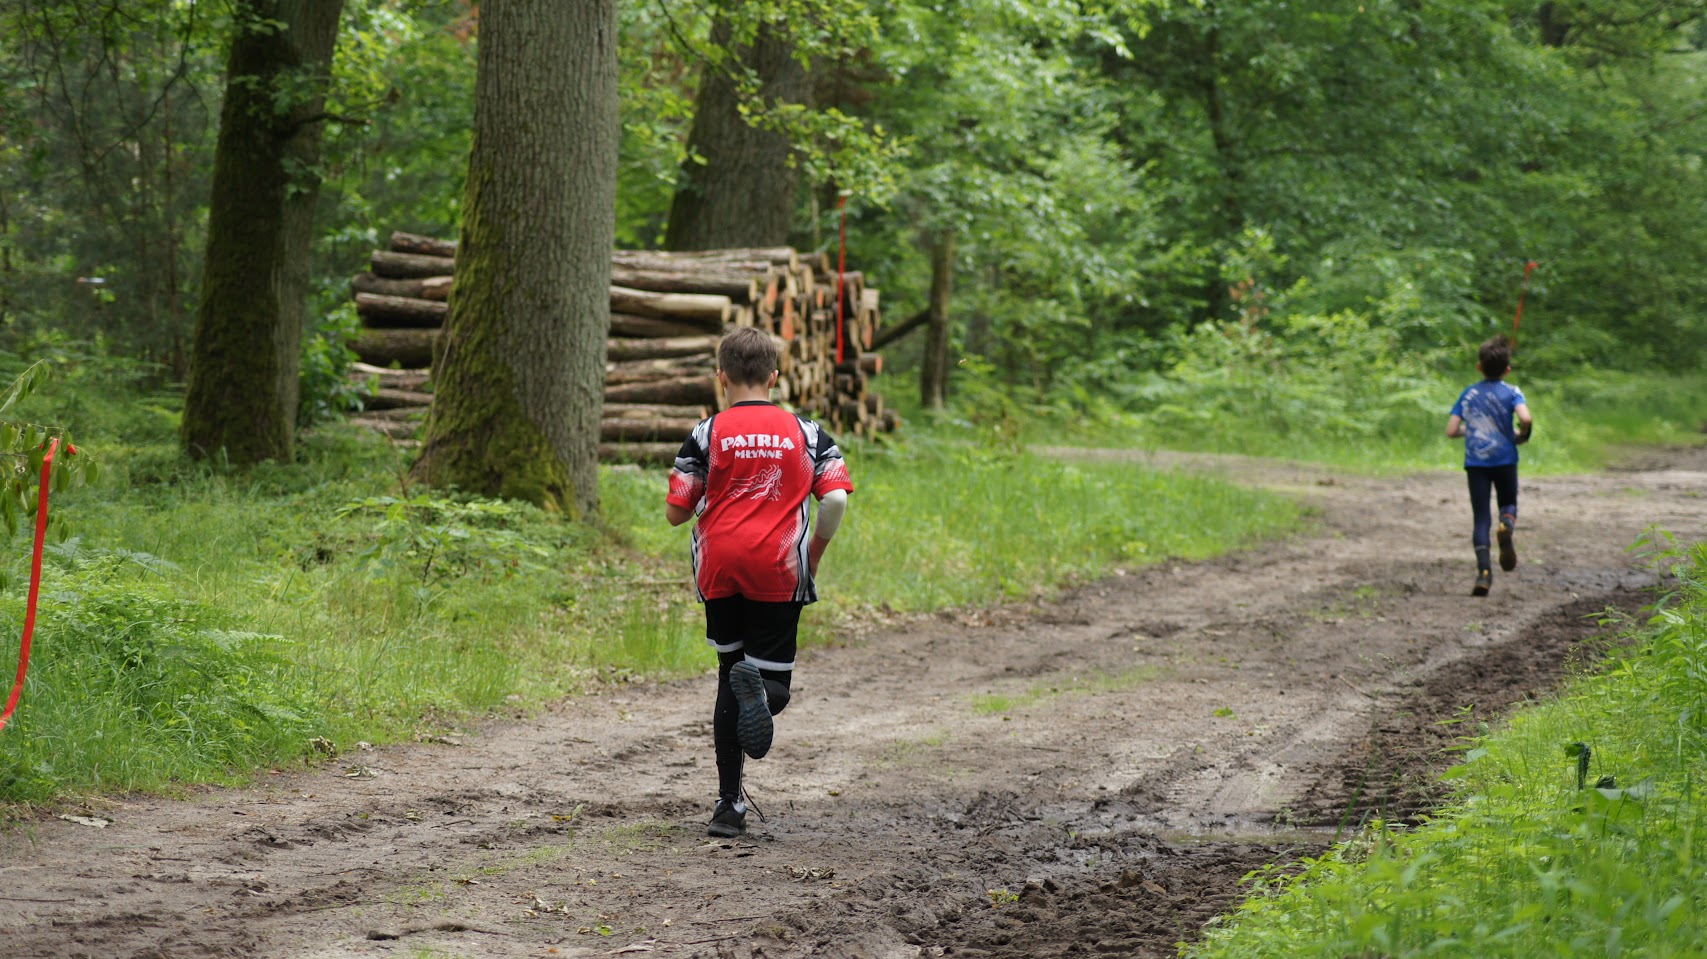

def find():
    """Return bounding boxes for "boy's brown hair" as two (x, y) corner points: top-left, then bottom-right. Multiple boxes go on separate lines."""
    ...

(718, 328), (778, 387)
(1479, 335), (1512, 379)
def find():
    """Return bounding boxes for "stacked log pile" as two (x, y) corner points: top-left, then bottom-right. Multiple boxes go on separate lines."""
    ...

(346, 231), (895, 464)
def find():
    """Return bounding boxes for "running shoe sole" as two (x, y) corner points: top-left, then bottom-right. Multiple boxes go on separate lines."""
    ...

(1472, 570), (1491, 597)
(1497, 520), (1517, 572)
(729, 661), (773, 760)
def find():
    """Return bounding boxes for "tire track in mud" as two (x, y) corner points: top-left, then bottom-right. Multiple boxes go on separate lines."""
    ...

(1, 447), (1702, 959)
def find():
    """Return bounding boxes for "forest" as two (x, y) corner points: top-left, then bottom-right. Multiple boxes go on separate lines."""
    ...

(7, 0), (1707, 467)
(2, 2), (1707, 958)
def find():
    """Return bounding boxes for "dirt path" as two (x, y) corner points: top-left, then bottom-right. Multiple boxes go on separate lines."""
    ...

(4, 447), (1704, 959)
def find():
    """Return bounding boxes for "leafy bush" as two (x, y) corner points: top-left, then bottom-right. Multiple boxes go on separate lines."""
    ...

(1131, 311), (1448, 462)
(298, 299), (368, 428)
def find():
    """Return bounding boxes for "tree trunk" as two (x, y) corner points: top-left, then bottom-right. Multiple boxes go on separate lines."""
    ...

(354, 292), (449, 327)
(409, 0), (617, 518)
(180, 0), (345, 464)
(1538, 2), (1570, 46)
(603, 376), (718, 406)
(663, 19), (808, 250)
(606, 336), (720, 362)
(351, 328), (440, 368)
(352, 272), (453, 300)
(920, 229), (954, 410)
(1201, 4), (1240, 324)
(610, 314), (719, 339)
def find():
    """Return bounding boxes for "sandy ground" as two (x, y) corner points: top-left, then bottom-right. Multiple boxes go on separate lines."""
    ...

(2, 445), (1704, 959)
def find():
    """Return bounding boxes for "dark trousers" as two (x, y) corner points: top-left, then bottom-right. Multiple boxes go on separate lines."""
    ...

(1465, 465), (1519, 549)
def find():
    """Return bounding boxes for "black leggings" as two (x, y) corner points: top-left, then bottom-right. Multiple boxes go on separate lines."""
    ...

(705, 597), (802, 804)
(1466, 465), (1519, 549)
(714, 652), (792, 803)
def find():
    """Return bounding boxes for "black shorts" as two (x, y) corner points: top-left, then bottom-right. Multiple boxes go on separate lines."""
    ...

(703, 596), (803, 672)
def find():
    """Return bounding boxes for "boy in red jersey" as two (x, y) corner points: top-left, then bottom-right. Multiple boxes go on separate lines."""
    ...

(665, 328), (854, 838)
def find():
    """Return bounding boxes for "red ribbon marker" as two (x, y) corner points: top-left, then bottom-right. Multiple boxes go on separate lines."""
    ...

(834, 194), (849, 365)
(0, 437), (62, 734)
(1512, 259), (1538, 349)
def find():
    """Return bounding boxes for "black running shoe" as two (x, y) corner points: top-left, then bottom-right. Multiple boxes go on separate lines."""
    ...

(1472, 567), (1491, 597)
(707, 799), (746, 838)
(1497, 516), (1517, 572)
(728, 661), (773, 760)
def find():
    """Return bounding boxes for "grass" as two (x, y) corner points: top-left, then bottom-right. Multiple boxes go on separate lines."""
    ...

(965, 314), (1707, 476)
(1025, 367), (1707, 476)
(0, 354), (1303, 804)
(1186, 535), (1707, 959)
(971, 664), (1164, 715)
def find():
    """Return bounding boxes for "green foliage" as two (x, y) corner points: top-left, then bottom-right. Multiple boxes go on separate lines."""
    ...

(813, 429), (1302, 612)
(335, 490), (553, 600)
(0, 360), (97, 561)
(298, 299), (367, 427)
(0, 547), (314, 801)
(1014, 301), (1707, 474)
(654, 0), (896, 195)
(1187, 539), (1707, 959)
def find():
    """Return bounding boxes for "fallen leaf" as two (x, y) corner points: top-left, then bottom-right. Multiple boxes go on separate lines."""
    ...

(58, 814), (111, 828)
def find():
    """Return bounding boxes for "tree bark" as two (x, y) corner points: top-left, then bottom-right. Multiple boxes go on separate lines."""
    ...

(1201, 4), (1240, 324)
(354, 292), (449, 328)
(351, 328), (439, 368)
(608, 286), (731, 325)
(606, 336), (720, 362)
(603, 376), (717, 406)
(390, 230), (458, 257)
(610, 265), (759, 300)
(664, 19), (809, 250)
(610, 314), (719, 339)
(604, 356), (715, 385)
(920, 228), (954, 410)
(410, 0), (618, 518)
(352, 272), (454, 300)
(180, 0), (345, 463)
(870, 308), (927, 350)
(372, 250), (458, 278)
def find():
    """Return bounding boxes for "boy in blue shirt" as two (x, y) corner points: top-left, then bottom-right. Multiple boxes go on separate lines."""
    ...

(1446, 335), (1533, 596)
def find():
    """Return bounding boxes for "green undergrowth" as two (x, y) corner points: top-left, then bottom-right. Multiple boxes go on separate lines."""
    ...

(614, 426), (1303, 645)
(1187, 534), (1707, 959)
(0, 352), (1300, 803)
(1044, 366), (1707, 476)
(941, 315), (1707, 475)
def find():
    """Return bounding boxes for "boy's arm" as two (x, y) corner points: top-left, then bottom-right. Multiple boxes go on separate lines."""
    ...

(665, 422), (710, 525)
(1445, 414), (1465, 439)
(1514, 402), (1533, 443)
(807, 489), (848, 575)
(804, 419), (855, 576)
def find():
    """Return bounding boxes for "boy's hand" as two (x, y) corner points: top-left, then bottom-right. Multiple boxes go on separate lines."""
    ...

(1516, 420), (1533, 445)
(807, 535), (831, 576)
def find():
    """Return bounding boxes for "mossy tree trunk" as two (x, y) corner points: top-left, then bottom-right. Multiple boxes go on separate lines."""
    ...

(920, 228), (954, 410)
(409, 0), (616, 518)
(664, 20), (807, 251)
(180, 0), (344, 464)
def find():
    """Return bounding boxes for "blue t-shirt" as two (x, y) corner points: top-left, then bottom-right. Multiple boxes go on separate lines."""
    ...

(1450, 380), (1527, 468)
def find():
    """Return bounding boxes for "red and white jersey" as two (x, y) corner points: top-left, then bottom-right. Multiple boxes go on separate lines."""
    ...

(666, 401), (854, 603)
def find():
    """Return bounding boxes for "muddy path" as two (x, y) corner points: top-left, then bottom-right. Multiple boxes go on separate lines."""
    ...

(4, 447), (1704, 959)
